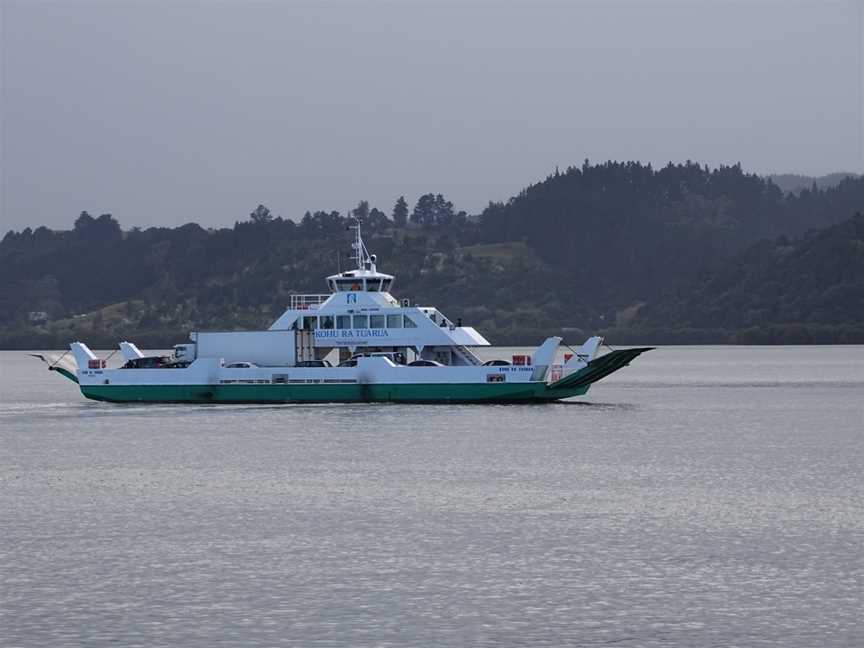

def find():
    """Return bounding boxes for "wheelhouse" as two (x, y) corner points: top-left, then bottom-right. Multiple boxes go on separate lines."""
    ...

(327, 274), (394, 293)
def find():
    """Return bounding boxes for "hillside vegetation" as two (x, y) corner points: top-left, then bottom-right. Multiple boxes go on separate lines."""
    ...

(2, 161), (863, 348)
(767, 172), (859, 195)
(620, 215), (864, 343)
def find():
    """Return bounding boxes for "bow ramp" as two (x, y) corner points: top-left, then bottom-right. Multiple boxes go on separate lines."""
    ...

(29, 348), (81, 384)
(544, 346), (654, 398)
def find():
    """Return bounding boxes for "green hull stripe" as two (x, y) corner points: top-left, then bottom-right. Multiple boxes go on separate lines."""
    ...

(50, 366), (79, 384)
(548, 347), (654, 391)
(80, 381), (564, 404)
(74, 349), (652, 403)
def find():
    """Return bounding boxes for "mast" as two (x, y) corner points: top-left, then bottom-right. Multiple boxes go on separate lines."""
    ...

(349, 217), (373, 270)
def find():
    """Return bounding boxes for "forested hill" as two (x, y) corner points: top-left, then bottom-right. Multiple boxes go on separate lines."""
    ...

(623, 214), (864, 343)
(479, 161), (862, 313)
(2, 161), (863, 348)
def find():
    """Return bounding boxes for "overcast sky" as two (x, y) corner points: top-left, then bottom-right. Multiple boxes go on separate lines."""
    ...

(1, 0), (862, 232)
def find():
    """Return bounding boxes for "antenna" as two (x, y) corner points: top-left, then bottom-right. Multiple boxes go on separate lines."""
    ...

(349, 216), (373, 270)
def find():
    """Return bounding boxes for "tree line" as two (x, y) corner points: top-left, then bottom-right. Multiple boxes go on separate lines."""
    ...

(2, 160), (863, 348)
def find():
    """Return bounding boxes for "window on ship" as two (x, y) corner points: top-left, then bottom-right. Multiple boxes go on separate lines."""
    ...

(336, 315), (351, 329)
(353, 314), (368, 328)
(336, 279), (362, 292)
(319, 315), (334, 329)
(366, 278), (382, 291)
(370, 314), (385, 328)
(404, 315), (417, 328)
(386, 314), (402, 328)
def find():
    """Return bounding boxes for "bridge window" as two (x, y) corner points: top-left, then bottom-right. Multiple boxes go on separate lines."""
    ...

(382, 279), (392, 292)
(336, 315), (351, 329)
(366, 278), (382, 291)
(386, 314), (402, 328)
(404, 315), (417, 328)
(353, 314), (368, 328)
(319, 315), (334, 329)
(370, 314), (385, 328)
(336, 279), (362, 292)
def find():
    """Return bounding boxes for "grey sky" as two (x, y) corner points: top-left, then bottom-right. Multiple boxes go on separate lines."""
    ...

(1, 0), (862, 232)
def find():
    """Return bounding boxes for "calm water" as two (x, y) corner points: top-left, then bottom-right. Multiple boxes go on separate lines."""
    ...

(1, 346), (862, 647)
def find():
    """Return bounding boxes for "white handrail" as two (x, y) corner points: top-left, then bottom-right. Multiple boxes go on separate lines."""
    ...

(290, 294), (330, 310)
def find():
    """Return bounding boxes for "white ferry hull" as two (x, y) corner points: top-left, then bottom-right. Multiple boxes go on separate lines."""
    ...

(50, 347), (651, 404)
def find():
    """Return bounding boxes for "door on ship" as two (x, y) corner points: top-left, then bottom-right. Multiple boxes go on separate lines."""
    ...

(295, 329), (315, 363)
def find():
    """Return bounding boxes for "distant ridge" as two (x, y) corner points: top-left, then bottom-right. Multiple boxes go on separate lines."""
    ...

(767, 172), (860, 195)
(2, 160), (863, 347)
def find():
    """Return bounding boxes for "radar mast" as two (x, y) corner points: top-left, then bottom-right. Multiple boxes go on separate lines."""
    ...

(349, 218), (375, 271)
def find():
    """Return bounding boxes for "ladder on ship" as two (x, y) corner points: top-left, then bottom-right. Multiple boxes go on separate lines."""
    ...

(451, 345), (482, 366)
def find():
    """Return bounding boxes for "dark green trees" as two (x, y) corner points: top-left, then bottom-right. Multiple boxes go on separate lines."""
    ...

(249, 205), (274, 224)
(392, 196), (409, 227)
(2, 162), (863, 348)
(411, 193), (456, 227)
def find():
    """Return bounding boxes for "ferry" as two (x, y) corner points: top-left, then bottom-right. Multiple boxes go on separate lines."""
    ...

(37, 221), (651, 403)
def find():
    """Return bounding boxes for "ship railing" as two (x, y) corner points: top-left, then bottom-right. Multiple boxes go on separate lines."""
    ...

(547, 364), (565, 383)
(290, 294), (330, 310)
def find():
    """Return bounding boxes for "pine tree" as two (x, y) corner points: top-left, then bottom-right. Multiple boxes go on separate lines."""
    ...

(411, 194), (436, 227)
(352, 200), (370, 221)
(392, 196), (409, 227)
(249, 204), (273, 224)
(368, 207), (389, 230)
(433, 194), (454, 226)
